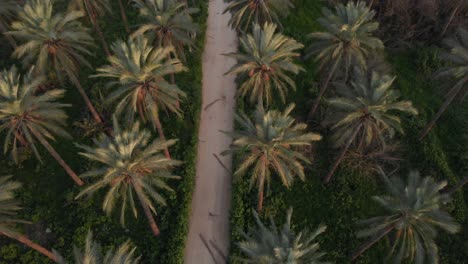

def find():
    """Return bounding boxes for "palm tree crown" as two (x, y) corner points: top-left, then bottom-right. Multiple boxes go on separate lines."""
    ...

(55, 231), (140, 264)
(306, 1), (384, 78)
(420, 28), (468, 138)
(323, 70), (417, 183)
(239, 208), (328, 263)
(0, 67), (66, 159)
(94, 36), (186, 158)
(327, 71), (418, 150)
(223, 0), (294, 31)
(76, 117), (182, 236)
(94, 36), (186, 125)
(353, 171), (460, 263)
(223, 104), (321, 211)
(131, 0), (199, 61)
(8, 0), (94, 85)
(437, 28), (468, 85)
(225, 23), (304, 105)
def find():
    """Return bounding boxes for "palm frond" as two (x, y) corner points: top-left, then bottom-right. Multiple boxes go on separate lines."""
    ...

(225, 23), (303, 105)
(238, 208), (329, 263)
(356, 171), (460, 262)
(76, 116), (181, 227)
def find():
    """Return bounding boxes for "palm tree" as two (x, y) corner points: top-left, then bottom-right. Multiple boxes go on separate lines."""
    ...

(0, 0), (19, 47)
(75, 117), (182, 236)
(306, 1), (384, 119)
(324, 70), (418, 183)
(68, 0), (112, 56)
(0, 66), (83, 186)
(223, 0), (294, 32)
(0, 176), (58, 262)
(93, 37), (186, 159)
(54, 231), (140, 264)
(239, 208), (328, 263)
(420, 28), (468, 139)
(223, 104), (322, 212)
(352, 171), (460, 263)
(7, 0), (103, 124)
(225, 23), (304, 106)
(131, 0), (200, 63)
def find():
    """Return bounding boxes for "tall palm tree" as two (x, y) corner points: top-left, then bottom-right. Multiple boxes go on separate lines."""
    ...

(352, 171), (460, 263)
(225, 23), (304, 106)
(324, 70), (418, 183)
(75, 117), (182, 236)
(223, 0), (294, 32)
(0, 176), (58, 262)
(223, 104), (322, 212)
(54, 231), (140, 264)
(0, 66), (83, 186)
(93, 37), (186, 159)
(68, 0), (112, 56)
(131, 0), (200, 63)
(306, 1), (384, 119)
(7, 0), (103, 124)
(420, 28), (468, 139)
(0, 0), (19, 47)
(239, 208), (328, 263)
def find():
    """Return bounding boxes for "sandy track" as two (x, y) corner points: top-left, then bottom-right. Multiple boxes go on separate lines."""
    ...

(183, 0), (237, 263)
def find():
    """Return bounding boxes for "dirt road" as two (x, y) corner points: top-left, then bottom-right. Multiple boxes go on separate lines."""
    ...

(183, 0), (237, 263)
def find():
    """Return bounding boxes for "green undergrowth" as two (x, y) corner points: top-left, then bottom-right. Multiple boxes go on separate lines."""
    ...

(0, 1), (207, 263)
(229, 0), (468, 263)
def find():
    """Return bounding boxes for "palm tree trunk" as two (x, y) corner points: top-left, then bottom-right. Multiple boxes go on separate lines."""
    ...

(84, 0), (111, 57)
(73, 79), (104, 125)
(350, 224), (395, 262)
(117, 0), (131, 34)
(419, 82), (464, 139)
(440, 0), (462, 38)
(257, 189), (264, 212)
(30, 128), (84, 186)
(446, 175), (468, 195)
(324, 122), (363, 183)
(133, 182), (161, 236)
(308, 59), (339, 121)
(153, 114), (171, 159)
(93, 20), (111, 57)
(1, 232), (58, 263)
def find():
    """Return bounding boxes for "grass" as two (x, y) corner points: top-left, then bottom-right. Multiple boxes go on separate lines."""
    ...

(0, 1), (207, 263)
(229, 0), (468, 263)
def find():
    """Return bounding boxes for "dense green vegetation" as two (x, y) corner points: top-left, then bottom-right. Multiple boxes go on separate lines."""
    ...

(0, 0), (207, 263)
(229, 0), (468, 263)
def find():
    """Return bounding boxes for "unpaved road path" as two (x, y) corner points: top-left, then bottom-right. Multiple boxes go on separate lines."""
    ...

(184, 0), (237, 263)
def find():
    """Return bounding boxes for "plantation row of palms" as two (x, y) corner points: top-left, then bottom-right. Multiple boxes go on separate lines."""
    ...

(223, 0), (467, 262)
(0, 0), (200, 262)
